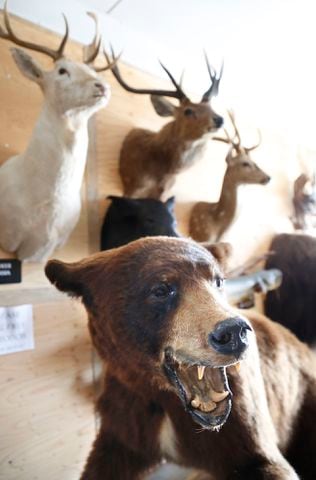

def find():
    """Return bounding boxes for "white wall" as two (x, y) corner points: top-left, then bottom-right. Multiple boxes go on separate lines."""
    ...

(1, 0), (316, 156)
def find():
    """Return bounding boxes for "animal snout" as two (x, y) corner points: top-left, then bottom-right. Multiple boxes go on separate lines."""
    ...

(213, 114), (224, 129)
(261, 174), (271, 185)
(94, 82), (108, 95)
(208, 317), (252, 358)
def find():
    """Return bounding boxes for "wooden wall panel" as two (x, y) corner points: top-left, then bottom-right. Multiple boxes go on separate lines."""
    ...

(0, 301), (95, 480)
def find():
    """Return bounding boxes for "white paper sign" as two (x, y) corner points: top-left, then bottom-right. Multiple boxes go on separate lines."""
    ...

(0, 304), (34, 355)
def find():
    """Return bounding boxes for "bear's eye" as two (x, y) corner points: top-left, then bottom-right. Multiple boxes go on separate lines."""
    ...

(213, 275), (224, 289)
(150, 283), (176, 299)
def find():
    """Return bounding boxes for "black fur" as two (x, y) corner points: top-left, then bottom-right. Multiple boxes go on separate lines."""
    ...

(100, 196), (179, 250)
(264, 233), (316, 345)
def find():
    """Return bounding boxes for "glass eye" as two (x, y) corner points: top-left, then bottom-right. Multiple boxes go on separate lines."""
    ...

(151, 283), (176, 299)
(184, 108), (195, 117)
(213, 276), (224, 289)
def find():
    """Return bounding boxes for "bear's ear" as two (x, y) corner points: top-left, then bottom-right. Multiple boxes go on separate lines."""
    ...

(202, 242), (232, 273)
(107, 195), (140, 211)
(45, 252), (114, 306)
(45, 259), (86, 298)
(165, 196), (175, 212)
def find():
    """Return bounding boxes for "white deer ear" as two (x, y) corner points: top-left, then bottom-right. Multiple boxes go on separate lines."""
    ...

(150, 94), (176, 117)
(11, 48), (43, 84)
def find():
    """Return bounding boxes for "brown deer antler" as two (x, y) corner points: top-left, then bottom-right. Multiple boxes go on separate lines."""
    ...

(106, 46), (188, 101)
(0, 0), (69, 61)
(201, 51), (223, 102)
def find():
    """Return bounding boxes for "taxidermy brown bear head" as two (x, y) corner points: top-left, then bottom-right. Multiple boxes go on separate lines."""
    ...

(45, 237), (253, 430)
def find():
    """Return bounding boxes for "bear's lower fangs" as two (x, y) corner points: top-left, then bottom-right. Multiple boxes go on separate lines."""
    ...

(209, 388), (229, 403)
(191, 396), (217, 412)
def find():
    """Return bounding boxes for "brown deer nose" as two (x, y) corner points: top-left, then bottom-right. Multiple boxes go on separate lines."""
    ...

(208, 317), (252, 358)
(214, 115), (224, 128)
(261, 175), (271, 185)
(94, 82), (106, 95)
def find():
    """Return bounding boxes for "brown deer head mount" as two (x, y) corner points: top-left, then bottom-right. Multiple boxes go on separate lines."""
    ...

(213, 111), (270, 186)
(108, 48), (224, 140)
(107, 49), (225, 198)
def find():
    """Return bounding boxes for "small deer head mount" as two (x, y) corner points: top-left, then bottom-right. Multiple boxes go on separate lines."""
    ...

(0, 2), (118, 117)
(189, 111), (270, 242)
(214, 110), (270, 185)
(108, 49), (224, 140)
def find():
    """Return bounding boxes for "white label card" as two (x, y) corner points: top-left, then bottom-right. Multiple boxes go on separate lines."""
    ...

(0, 304), (34, 355)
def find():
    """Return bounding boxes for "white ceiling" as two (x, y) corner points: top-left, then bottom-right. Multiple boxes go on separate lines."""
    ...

(1, 0), (316, 149)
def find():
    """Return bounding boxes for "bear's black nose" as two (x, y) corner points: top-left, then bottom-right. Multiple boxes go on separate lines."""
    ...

(208, 317), (252, 358)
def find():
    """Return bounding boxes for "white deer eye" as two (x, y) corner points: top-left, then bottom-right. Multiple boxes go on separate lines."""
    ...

(58, 67), (68, 76)
(212, 275), (224, 289)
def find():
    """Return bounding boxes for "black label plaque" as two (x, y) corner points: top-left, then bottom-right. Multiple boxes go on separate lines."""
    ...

(0, 259), (22, 284)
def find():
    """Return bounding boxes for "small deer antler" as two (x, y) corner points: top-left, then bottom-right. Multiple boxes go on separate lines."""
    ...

(213, 110), (262, 153)
(201, 52), (223, 102)
(0, 0), (69, 61)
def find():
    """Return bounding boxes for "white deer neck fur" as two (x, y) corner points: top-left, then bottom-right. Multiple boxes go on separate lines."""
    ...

(23, 100), (91, 195)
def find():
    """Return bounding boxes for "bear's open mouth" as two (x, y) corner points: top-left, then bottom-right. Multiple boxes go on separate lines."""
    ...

(163, 347), (233, 431)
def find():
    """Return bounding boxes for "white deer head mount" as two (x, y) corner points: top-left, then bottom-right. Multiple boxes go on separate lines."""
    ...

(0, 2), (118, 262)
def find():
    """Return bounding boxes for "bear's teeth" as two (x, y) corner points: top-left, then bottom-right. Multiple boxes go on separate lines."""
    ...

(191, 396), (200, 408)
(199, 400), (217, 413)
(197, 365), (205, 380)
(209, 388), (229, 403)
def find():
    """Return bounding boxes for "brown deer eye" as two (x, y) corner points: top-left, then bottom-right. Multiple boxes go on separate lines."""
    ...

(242, 162), (251, 168)
(184, 108), (195, 117)
(58, 68), (68, 75)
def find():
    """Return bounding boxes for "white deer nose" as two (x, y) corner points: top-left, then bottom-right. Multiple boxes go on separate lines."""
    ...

(94, 82), (107, 95)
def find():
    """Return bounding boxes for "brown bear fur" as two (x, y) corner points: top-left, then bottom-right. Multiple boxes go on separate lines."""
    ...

(45, 237), (316, 480)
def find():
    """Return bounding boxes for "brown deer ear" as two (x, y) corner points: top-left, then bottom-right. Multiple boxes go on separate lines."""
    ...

(202, 242), (233, 273)
(150, 95), (177, 117)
